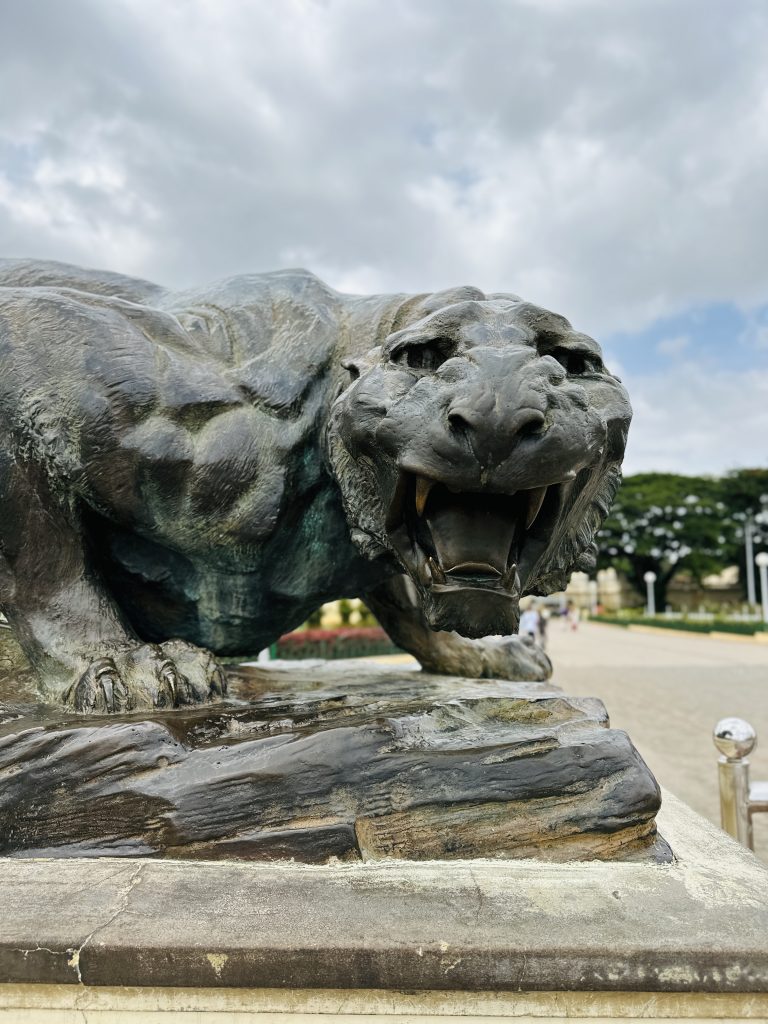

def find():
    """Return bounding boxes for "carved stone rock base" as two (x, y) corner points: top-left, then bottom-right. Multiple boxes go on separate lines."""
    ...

(0, 645), (669, 863)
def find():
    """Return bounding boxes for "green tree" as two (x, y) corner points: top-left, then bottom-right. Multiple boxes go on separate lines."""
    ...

(596, 473), (730, 610)
(305, 608), (323, 628)
(719, 469), (768, 597)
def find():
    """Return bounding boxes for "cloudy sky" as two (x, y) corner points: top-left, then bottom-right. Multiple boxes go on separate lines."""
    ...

(2, 0), (767, 475)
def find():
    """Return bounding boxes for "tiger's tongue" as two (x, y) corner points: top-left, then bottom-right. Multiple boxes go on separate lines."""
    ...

(424, 499), (517, 575)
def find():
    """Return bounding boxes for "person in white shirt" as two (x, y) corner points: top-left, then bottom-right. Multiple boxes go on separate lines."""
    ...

(519, 607), (540, 641)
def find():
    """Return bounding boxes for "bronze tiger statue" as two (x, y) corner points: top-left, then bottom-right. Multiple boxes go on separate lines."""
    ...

(0, 260), (630, 712)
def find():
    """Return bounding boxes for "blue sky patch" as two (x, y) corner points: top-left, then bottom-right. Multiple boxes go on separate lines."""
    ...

(604, 303), (768, 377)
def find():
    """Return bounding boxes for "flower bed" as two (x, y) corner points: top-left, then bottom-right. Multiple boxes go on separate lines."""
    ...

(274, 626), (401, 660)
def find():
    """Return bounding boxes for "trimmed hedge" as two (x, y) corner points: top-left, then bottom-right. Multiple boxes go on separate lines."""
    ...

(593, 615), (767, 636)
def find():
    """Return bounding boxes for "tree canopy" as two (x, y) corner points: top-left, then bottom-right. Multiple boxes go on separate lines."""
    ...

(596, 469), (768, 607)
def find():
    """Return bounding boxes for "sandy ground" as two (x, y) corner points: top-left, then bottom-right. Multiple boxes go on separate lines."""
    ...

(545, 620), (768, 852)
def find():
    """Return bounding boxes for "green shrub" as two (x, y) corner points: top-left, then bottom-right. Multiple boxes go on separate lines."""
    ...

(592, 615), (767, 635)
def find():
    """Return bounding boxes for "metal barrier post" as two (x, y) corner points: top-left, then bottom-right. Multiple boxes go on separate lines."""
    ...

(713, 717), (758, 849)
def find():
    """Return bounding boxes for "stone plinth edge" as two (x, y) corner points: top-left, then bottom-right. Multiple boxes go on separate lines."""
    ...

(1, 791), (767, 997)
(2, 983), (768, 1021)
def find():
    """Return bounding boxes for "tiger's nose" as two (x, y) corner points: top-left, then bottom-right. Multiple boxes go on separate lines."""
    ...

(447, 403), (546, 466)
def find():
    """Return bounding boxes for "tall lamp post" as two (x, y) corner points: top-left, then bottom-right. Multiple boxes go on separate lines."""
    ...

(756, 552), (768, 625)
(745, 517), (757, 607)
(739, 498), (768, 610)
(643, 570), (657, 617)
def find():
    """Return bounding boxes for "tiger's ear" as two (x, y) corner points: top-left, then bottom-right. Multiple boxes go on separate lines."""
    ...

(341, 346), (381, 380)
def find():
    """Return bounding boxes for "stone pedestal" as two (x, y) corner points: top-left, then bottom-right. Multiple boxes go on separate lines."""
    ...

(1, 793), (768, 1021)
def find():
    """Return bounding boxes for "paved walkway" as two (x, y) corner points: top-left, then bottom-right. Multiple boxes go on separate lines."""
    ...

(546, 621), (768, 851)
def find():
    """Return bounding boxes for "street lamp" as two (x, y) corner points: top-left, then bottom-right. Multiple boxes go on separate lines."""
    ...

(643, 570), (657, 617)
(739, 497), (768, 609)
(745, 517), (757, 607)
(756, 552), (768, 625)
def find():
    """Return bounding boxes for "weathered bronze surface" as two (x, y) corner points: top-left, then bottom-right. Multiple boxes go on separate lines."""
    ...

(0, 631), (667, 862)
(0, 260), (629, 711)
(0, 260), (655, 862)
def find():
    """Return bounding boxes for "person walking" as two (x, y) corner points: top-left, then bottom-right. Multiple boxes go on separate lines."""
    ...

(566, 600), (580, 632)
(519, 606), (540, 642)
(538, 606), (549, 651)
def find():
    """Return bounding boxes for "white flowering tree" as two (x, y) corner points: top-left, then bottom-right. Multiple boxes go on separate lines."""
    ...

(596, 473), (730, 610)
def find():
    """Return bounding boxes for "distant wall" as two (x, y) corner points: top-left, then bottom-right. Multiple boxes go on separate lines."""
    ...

(566, 569), (745, 613)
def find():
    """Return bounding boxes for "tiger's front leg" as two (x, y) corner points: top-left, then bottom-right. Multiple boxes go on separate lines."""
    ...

(364, 575), (552, 681)
(0, 451), (226, 713)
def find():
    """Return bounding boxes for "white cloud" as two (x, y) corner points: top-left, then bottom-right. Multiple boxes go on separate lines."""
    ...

(656, 335), (690, 358)
(624, 367), (768, 474)
(1, 0), (767, 474)
(0, 1), (766, 322)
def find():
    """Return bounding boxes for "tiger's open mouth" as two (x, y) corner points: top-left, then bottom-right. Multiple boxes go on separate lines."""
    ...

(386, 473), (563, 636)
